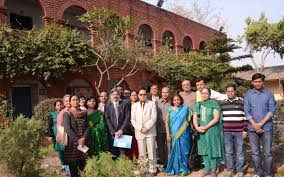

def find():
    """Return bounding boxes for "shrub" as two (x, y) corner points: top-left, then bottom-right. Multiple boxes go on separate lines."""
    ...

(33, 98), (61, 126)
(0, 115), (46, 177)
(80, 152), (134, 177)
(0, 94), (13, 119)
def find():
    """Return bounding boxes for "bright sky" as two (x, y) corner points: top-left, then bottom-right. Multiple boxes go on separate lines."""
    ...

(143, 0), (284, 68)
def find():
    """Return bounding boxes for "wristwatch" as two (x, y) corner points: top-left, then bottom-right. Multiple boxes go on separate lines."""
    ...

(258, 123), (263, 128)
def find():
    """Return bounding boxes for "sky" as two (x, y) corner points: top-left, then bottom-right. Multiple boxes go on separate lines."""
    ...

(142, 0), (284, 68)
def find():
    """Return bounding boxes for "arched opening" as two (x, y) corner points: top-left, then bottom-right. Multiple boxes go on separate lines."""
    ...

(162, 31), (175, 50)
(62, 6), (89, 40)
(199, 41), (206, 50)
(6, 0), (44, 30)
(12, 79), (47, 117)
(183, 36), (193, 52)
(138, 24), (153, 49)
(67, 79), (94, 97)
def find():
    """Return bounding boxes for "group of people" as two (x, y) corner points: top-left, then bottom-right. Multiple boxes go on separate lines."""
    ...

(48, 73), (277, 177)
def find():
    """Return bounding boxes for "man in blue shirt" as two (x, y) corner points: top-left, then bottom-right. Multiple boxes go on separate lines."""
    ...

(244, 73), (277, 177)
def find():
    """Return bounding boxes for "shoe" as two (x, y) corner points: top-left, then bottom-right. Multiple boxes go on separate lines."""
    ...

(237, 172), (244, 177)
(252, 175), (261, 177)
(201, 170), (210, 177)
(225, 171), (233, 177)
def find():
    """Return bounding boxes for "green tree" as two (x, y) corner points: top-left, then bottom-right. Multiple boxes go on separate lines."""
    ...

(240, 13), (284, 72)
(79, 8), (146, 94)
(0, 24), (97, 95)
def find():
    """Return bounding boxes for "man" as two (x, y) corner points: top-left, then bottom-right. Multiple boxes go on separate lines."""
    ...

(156, 86), (171, 166)
(104, 88), (131, 157)
(123, 89), (131, 99)
(179, 80), (196, 110)
(98, 91), (108, 112)
(195, 79), (227, 102)
(131, 88), (157, 174)
(244, 73), (277, 177)
(221, 84), (248, 177)
(147, 84), (160, 102)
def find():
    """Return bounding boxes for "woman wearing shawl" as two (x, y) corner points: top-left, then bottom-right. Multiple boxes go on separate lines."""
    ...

(193, 88), (224, 177)
(165, 94), (192, 176)
(86, 96), (109, 156)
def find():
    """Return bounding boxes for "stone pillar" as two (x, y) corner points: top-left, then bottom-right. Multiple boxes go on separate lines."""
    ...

(125, 32), (135, 46)
(0, 7), (7, 26)
(175, 44), (183, 55)
(153, 39), (161, 54)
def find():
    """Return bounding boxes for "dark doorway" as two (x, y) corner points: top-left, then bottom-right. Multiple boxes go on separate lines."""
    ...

(10, 13), (33, 30)
(12, 87), (32, 118)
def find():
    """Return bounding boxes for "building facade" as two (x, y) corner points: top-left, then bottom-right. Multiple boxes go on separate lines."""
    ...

(0, 0), (217, 116)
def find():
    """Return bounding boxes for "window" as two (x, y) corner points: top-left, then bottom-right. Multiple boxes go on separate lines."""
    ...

(10, 13), (33, 30)
(183, 36), (193, 52)
(138, 24), (153, 49)
(162, 31), (175, 50)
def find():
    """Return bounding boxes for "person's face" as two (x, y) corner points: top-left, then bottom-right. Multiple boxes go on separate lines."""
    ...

(138, 90), (147, 102)
(99, 92), (108, 103)
(252, 78), (264, 90)
(196, 80), (206, 92)
(111, 91), (120, 102)
(130, 92), (138, 102)
(123, 90), (131, 97)
(79, 98), (85, 107)
(63, 96), (70, 108)
(87, 98), (96, 109)
(55, 101), (63, 111)
(161, 88), (170, 99)
(150, 85), (158, 95)
(70, 96), (79, 108)
(117, 87), (124, 95)
(173, 96), (181, 107)
(182, 81), (191, 92)
(226, 87), (236, 100)
(201, 88), (210, 101)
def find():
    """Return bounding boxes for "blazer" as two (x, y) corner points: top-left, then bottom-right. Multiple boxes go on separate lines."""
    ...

(131, 100), (157, 140)
(104, 100), (131, 136)
(62, 111), (90, 143)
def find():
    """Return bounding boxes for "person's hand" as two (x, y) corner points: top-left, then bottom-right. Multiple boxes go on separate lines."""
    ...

(256, 128), (264, 134)
(115, 130), (123, 138)
(166, 134), (171, 142)
(252, 123), (261, 131)
(48, 137), (53, 143)
(78, 138), (85, 146)
(140, 128), (148, 134)
(200, 126), (208, 132)
(196, 126), (205, 133)
(242, 131), (248, 139)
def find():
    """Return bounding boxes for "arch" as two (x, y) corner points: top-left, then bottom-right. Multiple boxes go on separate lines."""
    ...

(5, 0), (44, 29)
(199, 41), (206, 50)
(57, 1), (89, 18)
(183, 36), (193, 52)
(162, 30), (175, 50)
(66, 78), (94, 97)
(138, 24), (153, 49)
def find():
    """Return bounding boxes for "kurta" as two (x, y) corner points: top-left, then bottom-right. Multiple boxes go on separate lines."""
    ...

(87, 110), (109, 156)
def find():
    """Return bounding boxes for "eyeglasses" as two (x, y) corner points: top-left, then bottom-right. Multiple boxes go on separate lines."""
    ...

(124, 92), (131, 95)
(139, 94), (146, 96)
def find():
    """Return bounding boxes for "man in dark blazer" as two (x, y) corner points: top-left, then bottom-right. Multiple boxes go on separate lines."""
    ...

(104, 88), (131, 157)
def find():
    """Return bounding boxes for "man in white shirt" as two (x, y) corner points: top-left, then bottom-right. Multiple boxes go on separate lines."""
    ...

(195, 79), (227, 102)
(98, 91), (108, 112)
(131, 88), (157, 174)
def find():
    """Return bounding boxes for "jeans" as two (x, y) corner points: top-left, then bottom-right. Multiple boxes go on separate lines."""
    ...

(224, 132), (245, 173)
(248, 130), (273, 176)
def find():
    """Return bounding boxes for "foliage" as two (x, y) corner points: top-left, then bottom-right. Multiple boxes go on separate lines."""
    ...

(0, 94), (13, 119)
(80, 152), (134, 177)
(39, 144), (54, 157)
(0, 24), (97, 89)
(39, 167), (67, 177)
(79, 8), (146, 94)
(33, 98), (61, 127)
(0, 115), (46, 177)
(240, 13), (284, 72)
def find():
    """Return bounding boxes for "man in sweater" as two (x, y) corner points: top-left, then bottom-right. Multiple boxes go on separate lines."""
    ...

(221, 84), (248, 177)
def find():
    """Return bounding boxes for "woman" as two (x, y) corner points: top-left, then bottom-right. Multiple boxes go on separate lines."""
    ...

(130, 91), (138, 104)
(63, 95), (90, 177)
(165, 94), (192, 176)
(85, 96), (109, 156)
(48, 100), (64, 167)
(193, 88), (224, 177)
(127, 90), (139, 160)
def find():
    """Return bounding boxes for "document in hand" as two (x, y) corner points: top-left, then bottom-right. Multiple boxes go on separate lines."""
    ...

(113, 135), (132, 149)
(77, 145), (89, 153)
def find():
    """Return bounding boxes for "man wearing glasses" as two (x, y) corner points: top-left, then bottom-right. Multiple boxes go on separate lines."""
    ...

(131, 88), (158, 174)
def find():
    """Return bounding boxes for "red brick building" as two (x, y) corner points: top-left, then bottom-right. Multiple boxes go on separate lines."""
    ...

(0, 0), (217, 116)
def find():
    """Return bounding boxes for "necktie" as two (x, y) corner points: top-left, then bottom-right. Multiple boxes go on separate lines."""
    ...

(141, 102), (145, 112)
(114, 102), (119, 128)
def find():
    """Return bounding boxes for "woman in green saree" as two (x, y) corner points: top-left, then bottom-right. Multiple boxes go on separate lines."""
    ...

(193, 88), (224, 177)
(86, 96), (109, 156)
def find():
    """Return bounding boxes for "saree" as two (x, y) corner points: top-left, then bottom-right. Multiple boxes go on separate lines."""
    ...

(50, 111), (64, 151)
(165, 105), (192, 175)
(87, 110), (109, 156)
(194, 100), (224, 164)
